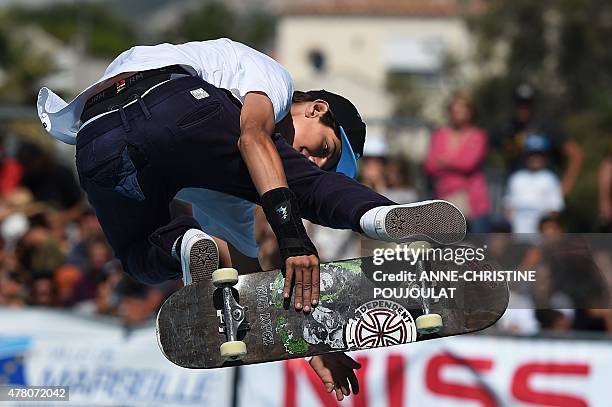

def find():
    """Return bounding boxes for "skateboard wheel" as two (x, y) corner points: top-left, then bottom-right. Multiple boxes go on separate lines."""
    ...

(408, 240), (432, 252)
(212, 268), (239, 286)
(220, 340), (247, 360)
(416, 313), (443, 334)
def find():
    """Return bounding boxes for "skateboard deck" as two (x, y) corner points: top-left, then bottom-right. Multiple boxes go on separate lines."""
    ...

(157, 245), (509, 369)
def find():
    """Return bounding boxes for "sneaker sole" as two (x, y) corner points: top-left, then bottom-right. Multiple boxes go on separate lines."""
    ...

(383, 201), (466, 244)
(188, 238), (219, 283)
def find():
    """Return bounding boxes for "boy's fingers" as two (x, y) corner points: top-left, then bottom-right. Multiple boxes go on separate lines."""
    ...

(311, 263), (320, 306)
(302, 264), (311, 313)
(294, 266), (303, 310)
(348, 371), (360, 395)
(334, 387), (344, 401)
(283, 265), (293, 299)
(338, 378), (350, 396)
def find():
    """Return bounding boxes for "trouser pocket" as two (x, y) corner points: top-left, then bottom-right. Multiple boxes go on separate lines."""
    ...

(76, 133), (146, 202)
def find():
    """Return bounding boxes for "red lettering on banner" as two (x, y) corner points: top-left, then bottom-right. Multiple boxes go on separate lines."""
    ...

(426, 353), (496, 407)
(284, 358), (297, 407)
(511, 362), (589, 407)
(284, 359), (339, 407)
(387, 354), (405, 407)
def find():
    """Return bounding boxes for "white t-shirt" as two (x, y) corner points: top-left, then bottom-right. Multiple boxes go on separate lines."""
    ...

(37, 38), (295, 258)
(504, 169), (564, 234)
(37, 38), (293, 143)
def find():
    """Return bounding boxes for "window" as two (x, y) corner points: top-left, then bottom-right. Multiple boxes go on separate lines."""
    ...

(308, 49), (326, 72)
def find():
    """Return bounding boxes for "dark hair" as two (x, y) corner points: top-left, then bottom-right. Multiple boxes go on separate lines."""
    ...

(448, 90), (477, 123)
(538, 214), (563, 230)
(292, 91), (340, 138)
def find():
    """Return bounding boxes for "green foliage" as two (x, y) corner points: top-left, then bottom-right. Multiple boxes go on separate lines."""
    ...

(471, 0), (612, 120)
(468, 1), (551, 128)
(7, 3), (136, 56)
(0, 16), (10, 66)
(469, 0), (612, 230)
(164, 2), (276, 50)
(557, 0), (612, 111)
(385, 72), (424, 118)
(0, 11), (53, 103)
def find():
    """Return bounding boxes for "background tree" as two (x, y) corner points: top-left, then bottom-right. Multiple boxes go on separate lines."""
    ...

(469, 0), (612, 230)
(0, 11), (53, 104)
(163, 2), (276, 51)
(6, 4), (137, 57)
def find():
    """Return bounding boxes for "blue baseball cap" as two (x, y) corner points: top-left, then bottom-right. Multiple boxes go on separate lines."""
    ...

(524, 133), (550, 154)
(305, 90), (366, 179)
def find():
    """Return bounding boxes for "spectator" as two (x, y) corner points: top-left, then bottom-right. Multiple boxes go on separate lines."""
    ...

(115, 277), (164, 327)
(535, 309), (572, 332)
(31, 274), (55, 307)
(16, 142), (84, 238)
(72, 236), (113, 303)
(0, 134), (23, 199)
(53, 265), (82, 307)
(573, 309), (612, 332)
(424, 91), (491, 232)
(521, 215), (566, 272)
(491, 83), (583, 195)
(66, 208), (104, 269)
(359, 135), (388, 193)
(0, 270), (27, 307)
(384, 157), (417, 204)
(15, 220), (64, 278)
(93, 267), (123, 316)
(598, 144), (612, 232)
(360, 156), (387, 192)
(504, 134), (564, 236)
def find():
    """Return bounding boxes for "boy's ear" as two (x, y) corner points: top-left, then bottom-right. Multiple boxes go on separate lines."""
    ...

(313, 100), (330, 116)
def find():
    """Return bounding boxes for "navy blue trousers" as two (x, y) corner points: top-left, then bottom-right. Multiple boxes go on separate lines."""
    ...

(76, 76), (394, 284)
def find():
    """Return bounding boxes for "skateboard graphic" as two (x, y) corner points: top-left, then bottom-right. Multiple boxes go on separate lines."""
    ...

(156, 242), (509, 368)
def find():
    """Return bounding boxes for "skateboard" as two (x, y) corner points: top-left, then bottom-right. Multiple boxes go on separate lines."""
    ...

(156, 242), (509, 369)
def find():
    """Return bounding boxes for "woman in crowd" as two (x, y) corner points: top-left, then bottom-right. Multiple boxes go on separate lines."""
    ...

(424, 91), (491, 233)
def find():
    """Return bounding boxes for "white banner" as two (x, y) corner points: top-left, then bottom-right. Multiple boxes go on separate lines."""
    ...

(239, 335), (612, 407)
(0, 309), (233, 406)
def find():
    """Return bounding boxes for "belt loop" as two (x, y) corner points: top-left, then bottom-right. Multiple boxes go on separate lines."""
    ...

(135, 95), (152, 119)
(118, 106), (131, 132)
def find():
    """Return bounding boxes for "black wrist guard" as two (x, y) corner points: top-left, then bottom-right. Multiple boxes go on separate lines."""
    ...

(261, 187), (318, 263)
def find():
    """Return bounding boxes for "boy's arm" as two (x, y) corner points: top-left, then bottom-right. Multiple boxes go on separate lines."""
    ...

(238, 91), (320, 313)
(238, 92), (287, 192)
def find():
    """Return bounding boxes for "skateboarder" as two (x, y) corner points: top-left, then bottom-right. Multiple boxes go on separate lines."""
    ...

(38, 38), (465, 400)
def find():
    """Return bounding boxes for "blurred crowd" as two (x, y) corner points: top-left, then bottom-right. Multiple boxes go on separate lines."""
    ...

(0, 138), (178, 326)
(1, 83), (611, 334)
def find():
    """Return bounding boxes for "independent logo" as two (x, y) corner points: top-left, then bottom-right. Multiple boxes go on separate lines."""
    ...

(345, 300), (416, 349)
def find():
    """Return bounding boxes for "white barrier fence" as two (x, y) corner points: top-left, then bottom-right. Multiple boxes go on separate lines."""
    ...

(0, 309), (233, 406)
(1, 309), (611, 406)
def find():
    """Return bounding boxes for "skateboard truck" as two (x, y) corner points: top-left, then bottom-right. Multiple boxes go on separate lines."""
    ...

(212, 268), (248, 361)
(409, 241), (443, 335)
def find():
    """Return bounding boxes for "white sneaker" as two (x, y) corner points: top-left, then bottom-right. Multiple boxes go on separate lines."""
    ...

(360, 200), (466, 245)
(179, 229), (219, 285)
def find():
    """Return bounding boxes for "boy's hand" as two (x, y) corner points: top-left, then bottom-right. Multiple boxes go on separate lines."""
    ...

(284, 254), (320, 313)
(309, 353), (361, 401)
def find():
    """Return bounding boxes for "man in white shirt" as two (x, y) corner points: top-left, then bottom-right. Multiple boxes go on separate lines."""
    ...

(38, 38), (466, 399)
(505, 133), (564, 236)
